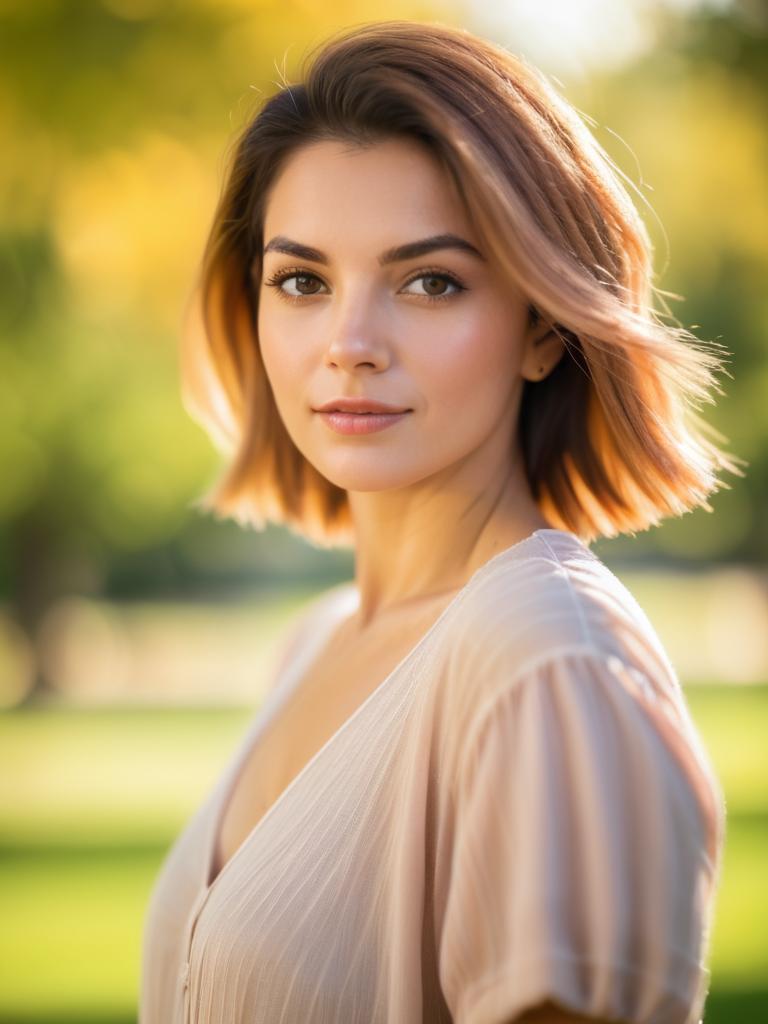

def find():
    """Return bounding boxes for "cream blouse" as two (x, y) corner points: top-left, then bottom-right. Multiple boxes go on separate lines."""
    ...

(139, 528), (725, 1024)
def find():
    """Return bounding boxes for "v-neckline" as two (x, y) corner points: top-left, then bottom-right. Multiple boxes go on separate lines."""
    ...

(201, 527), (583, 895)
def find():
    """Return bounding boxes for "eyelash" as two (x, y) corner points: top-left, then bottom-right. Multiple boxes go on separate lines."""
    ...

(262, 266), (467, 304)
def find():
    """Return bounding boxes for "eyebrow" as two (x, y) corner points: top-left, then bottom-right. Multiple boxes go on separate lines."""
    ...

(262, 233), (485, 265)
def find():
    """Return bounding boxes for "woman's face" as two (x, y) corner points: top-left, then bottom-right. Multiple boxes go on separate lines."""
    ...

(257, 136), (533, 493)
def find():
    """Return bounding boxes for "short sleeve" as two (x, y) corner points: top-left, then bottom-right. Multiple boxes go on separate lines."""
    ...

(437, 649), (724, 1024)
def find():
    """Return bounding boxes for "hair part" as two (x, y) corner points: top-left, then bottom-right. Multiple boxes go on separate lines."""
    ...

(180, 19), (745, 548)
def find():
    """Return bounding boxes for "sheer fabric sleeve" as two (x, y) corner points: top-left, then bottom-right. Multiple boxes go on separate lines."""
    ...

(437, 649), (724, 1024)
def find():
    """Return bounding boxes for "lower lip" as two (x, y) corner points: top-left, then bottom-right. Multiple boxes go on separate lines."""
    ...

(316, 411), (411, 435)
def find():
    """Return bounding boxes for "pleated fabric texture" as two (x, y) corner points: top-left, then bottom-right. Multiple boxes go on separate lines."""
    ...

(138, 528), (725, 1024)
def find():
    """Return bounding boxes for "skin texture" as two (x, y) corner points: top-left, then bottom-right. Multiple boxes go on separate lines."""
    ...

(258, 135), (566, 629)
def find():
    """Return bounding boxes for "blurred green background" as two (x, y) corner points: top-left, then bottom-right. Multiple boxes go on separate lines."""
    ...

(0, 0), (766, 1021)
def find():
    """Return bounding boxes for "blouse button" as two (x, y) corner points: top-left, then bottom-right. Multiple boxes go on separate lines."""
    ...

(180, 961), (190, 989)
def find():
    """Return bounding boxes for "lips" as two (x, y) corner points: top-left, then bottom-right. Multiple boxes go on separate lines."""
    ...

(313, 398), (411, 414)
(316, 408), (411, 435)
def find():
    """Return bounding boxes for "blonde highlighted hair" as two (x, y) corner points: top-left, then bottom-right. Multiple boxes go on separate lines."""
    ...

(180, 19), (744, 548)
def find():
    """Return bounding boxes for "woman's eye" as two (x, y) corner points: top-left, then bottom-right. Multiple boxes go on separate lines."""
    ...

(401, 272), (465, 300)
(265, 271), (325, 298)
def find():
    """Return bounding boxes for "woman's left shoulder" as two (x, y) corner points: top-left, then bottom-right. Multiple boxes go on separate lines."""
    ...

(434, 532), (725, 869)
(445, 531), (672, 694)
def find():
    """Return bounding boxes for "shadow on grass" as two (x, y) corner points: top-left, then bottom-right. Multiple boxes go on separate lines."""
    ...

(705, 986), (768, 1022)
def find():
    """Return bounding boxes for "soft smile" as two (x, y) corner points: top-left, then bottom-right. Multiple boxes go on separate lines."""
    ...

(315, 410), (412, 435)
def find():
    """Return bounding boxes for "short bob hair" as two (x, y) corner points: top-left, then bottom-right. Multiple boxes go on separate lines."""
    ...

(180, 19), (744, 549)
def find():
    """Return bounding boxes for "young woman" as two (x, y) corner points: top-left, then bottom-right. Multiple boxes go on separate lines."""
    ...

(139, 20), (741, 1024)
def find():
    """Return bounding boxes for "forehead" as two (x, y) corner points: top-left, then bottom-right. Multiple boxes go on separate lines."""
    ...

(262, 136), (473, 242)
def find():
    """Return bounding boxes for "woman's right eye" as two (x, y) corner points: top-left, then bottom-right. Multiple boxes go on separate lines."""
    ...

(264, 269), (326, 299)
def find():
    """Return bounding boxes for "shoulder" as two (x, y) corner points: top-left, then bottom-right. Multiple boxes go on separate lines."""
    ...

(441, 530), (676, 709)
(433, 534), (725, 873)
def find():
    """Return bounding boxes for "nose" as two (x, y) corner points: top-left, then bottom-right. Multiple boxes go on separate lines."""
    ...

(323, 287), (391, 371)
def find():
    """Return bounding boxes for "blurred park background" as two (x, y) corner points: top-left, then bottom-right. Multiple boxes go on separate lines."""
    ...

(0, 0), (766, 1021)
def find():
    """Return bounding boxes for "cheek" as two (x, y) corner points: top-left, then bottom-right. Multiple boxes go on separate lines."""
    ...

(257, 310), (306, 402)
(417, 309), (518, 413)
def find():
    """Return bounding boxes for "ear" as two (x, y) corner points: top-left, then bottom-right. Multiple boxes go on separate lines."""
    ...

(520, 306), (567, 383)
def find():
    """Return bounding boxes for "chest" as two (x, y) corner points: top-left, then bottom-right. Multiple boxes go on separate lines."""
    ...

(177, 600), (455, 1024)
(211, 597), (455, 884)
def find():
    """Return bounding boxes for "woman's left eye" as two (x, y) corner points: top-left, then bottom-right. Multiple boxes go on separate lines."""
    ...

(401, 272), (465, 301)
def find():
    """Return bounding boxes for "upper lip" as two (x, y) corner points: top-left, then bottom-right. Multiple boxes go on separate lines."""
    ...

(313, 397), (411, 414)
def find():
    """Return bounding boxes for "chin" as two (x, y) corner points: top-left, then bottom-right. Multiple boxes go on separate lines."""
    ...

(313, 456), (430, 493)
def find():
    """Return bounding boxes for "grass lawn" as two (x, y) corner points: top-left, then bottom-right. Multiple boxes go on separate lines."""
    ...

(0, 686), (765, 1023)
